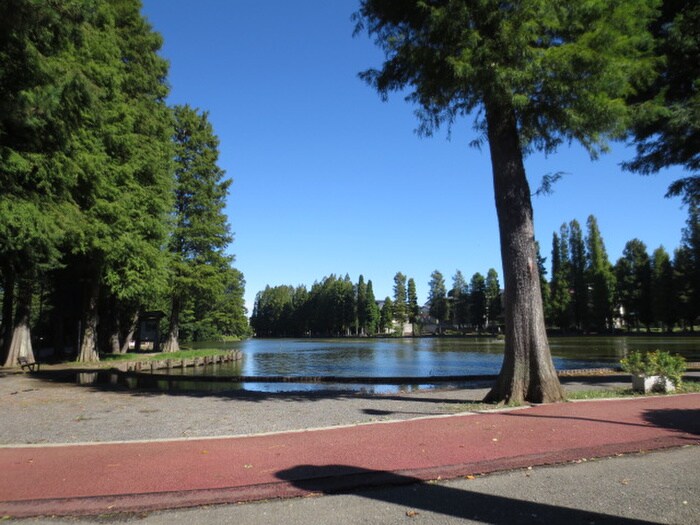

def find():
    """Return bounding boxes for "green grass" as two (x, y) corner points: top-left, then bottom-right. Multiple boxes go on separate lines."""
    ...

(61, 348), (234, 368)
(566, 381), (700, 400)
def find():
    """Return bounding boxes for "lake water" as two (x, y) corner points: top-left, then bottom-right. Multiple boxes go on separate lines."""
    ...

(157, 336), (700, 393)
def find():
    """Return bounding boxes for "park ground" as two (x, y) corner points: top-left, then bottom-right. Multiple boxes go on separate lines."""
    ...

(0, 371), (698, 523)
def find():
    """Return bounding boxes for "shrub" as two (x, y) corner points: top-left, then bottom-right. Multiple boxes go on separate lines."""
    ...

(620, 350), (686, 387)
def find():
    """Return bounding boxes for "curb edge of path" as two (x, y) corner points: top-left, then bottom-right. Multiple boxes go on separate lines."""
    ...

(2, 435), (697, 519)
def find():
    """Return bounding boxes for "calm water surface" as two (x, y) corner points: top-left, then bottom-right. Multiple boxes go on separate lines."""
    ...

(175, 336), (700, 392)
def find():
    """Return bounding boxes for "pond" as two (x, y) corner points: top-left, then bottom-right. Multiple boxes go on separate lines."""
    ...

(146, 335), (700, 393)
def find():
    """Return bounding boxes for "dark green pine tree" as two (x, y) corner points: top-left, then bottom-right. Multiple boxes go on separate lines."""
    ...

(72, 0), (173, 362)
(615, 239), (653, 331)
(356, 0), (658, 402)
(0, 0), (91, 366)
(651, 246), (676, 332)
(674, 204), (700, 329)
(379, 297), (394, 334)
(366, 280), (380, 335)
(392, 272), (408, 325)
(534, 242), (550, 328)
(356, 275), (368, 335)
(568, 220), (588, 331)
(449, 270), (469, 330)
(428, 270), (448, 334)
(550, 230), (572, 331)
(585, 215), (616, 333)
(407, 278), (420, 325)
(163, 105), (234, 352)
(625, 1), (700, 205)
(469, 272), (486, 333)
(485, 268), (502, 330)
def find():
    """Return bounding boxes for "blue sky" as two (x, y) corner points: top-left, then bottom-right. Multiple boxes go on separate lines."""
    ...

(142, 0), (691, 312)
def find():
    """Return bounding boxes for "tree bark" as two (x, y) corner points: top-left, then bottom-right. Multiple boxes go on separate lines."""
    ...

(120, 309), (139, 354)
(77, 274), (100, 363)
(482, 99), (565, 404)
(3, 278), (35, 368)
(161, 296), (180, 353)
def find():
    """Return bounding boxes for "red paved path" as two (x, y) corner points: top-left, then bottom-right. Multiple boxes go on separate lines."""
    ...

(1, 394), (698, 518)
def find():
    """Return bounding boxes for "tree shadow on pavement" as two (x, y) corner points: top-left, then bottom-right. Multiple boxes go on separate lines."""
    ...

(642, 409), (700, 435)
(276, 464), (658, 525)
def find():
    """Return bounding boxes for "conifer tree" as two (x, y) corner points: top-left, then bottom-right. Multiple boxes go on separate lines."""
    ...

(428, 270), (448, 334)
(550, 229), (572, 331)
(651, 246), (676, 332)
(392, 272), (408, 324)
(484, 268), (502, 330)
(162, 105), (233, 352)
(568, 220), (588, 331)
(407, 278), (420, 325)
(469, 273), (486, 332)
(585, 216), (616, 333)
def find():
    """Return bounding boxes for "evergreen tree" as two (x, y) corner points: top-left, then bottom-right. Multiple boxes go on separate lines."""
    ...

(675, 204), (700, 329)
(625, 1), (700, 205)
(615, 239), (653, 331)
(585, 215), (616, 333)
(568, 220), (588, 330)
(356, 0), (657, 403)
(392, 272), (407, 324)
(162, 104), (233, 352)
(379, 297), (394, 334)
(550, 229), (572, 330)
(427, 270), (448, 334)
(366, 280), (380, 335)
(450, 270), (469, 329)
(469, 273), (486, 332)
(0, 0), (92, 366)
(651, 246), (676, 332)
(407, 278), (420, 325)
(484, 268), (502, 330)
(356, 275), (368, 335)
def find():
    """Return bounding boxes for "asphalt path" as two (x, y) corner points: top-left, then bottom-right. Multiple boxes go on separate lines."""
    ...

(1, 393), (698, 519)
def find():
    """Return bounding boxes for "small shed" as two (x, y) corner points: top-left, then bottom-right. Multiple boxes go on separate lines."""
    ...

(135, 311), (166, 352)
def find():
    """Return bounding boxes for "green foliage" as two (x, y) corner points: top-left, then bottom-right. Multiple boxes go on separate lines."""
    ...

(449, 270), (469, 329)
(469, 272), (486, 332)
(407, 278), (420, 325)
(586, 215), (616, 332)
(428, 270), (448, 326)
(392, 272), (407, 323)
(356, 0), (658, 156)
(615, 239), (653, 330)
(620, 350), (686, 386)
(625, 1), (700, 204)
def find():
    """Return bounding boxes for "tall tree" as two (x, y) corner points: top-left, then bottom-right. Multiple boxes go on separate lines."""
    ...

(379, 297), (394, 334)
(534, 242), (550, 328)
(484, 268), (502, 330)
(70, 0), (173, 363)
(392, 272), (408, 324)
(585, 215), (616, 333)
(427, 270), (448, 334)
(366, 280), (380, 335)
(407, 277), (420, 325)
(162, 105), (233, 352)
(568, 220), (588, 331)
(356, 275), (369, 335)
(615, 239), (653, 331)
(450, 270), (469, 329)
(356, 0), (656, 403)
(469, 272), (486, 332)
(674, 204), (700, 328)
(0, 0), (91, 366)
(651, 246), (676, 332)
(625, 1), (700, 205)
(550, 229), (572, 331)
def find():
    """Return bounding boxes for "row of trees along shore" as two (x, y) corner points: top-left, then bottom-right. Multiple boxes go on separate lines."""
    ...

(251, 207), (699, 338)
(0, 1), (249, 368)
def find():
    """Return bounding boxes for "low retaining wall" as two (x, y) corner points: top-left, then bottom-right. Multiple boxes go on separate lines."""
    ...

(110, 350), (241, 373)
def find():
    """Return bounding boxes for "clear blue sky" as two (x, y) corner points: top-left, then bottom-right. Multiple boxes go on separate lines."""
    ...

(142, 0), (691, 312)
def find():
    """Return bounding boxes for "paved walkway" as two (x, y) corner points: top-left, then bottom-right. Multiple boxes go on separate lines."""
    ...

(1, 394), (698, 518)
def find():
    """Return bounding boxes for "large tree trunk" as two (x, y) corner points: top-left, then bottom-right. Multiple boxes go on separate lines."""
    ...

(483, 100), (565, 404)
(3, 278), (35, 368)
(161, 296), (180, 353)
(77, 275), (100, 363)
(120, 309), (139, 354)
(1, 270), (15, 363)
